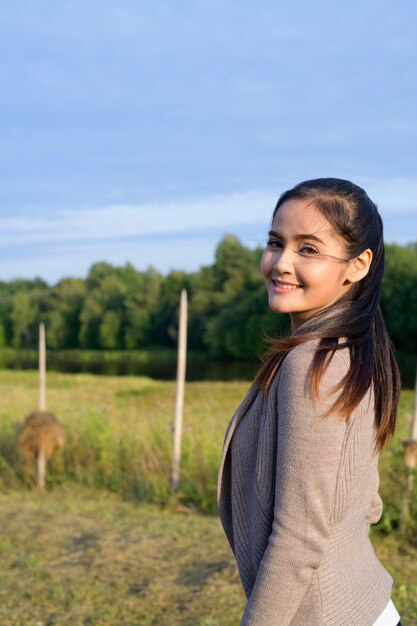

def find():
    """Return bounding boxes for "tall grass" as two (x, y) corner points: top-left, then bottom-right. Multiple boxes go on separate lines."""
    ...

(0, 370), (415, 528)
(0, 371), (246, 512)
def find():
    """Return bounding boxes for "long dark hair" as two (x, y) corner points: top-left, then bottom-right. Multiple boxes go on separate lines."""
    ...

(253, 178), (400, 453)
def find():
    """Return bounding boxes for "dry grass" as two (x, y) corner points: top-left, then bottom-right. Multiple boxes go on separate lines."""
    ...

(0, 487), (415, 625)
(0, 370), (416, 623)
(0, 370), (247, 509)
(0, 487), (244, 626)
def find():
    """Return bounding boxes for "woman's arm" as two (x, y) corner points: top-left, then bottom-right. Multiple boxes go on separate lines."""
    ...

(242, 343), (350, 626)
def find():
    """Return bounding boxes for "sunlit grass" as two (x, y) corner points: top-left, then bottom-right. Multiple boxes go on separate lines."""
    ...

(0, 370), (248, 511)
(0, 488), (244, 626)
(0, 370), (415, 519)
(0, 371), (416, 623)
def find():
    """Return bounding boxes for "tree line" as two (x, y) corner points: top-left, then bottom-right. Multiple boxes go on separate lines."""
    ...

(0, 236), (416, 365)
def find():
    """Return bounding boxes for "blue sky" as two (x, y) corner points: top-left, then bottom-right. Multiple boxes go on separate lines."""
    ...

(1, 1), (416, 283)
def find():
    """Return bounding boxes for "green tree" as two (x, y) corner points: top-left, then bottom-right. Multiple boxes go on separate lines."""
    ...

(381, 243), (417, 384)
(187, 265), (220, 351)
(100, 311), (122, 349)
(10, 281), (48, 348)
(213, 234), (256, 296)
(47, 278), (86, 348)
(79, 295), (104, 348)
(123, 266), (162, 349)
(79, 264), (128, 349)
(151, 270), (191, 347)
(0, 281), (13, 346)
(381, 244), (417, 353)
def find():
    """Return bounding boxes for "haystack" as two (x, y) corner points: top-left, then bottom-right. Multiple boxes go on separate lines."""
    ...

(18, 411), (65, 489)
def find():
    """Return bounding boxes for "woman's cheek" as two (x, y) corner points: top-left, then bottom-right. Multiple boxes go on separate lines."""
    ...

(260, 251), (271, 277)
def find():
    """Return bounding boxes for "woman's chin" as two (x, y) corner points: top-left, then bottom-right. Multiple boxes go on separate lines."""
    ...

(268, 297), (292, 314)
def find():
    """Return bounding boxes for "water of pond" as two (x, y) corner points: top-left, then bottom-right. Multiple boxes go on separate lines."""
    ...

(2, 349), (415, 386)
(0, 350), (259, 381)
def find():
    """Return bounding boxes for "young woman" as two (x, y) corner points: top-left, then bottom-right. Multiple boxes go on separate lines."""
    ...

(217, 179), (402, 625)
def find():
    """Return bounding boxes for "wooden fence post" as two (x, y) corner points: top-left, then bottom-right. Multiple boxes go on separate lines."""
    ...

(39, 322), (46, 412)
(171, 289), (188, 492)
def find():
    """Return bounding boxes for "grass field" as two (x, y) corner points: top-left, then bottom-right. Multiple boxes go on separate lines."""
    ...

(0, 488), (416, 625)
(0, 370), (416, 624)
(0, 370), (249, 510)
(0, 488), (245, 626)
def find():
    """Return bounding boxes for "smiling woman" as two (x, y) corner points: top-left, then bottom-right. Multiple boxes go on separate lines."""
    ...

(217, 178), (402, 626)
(260, 197), (372, 331)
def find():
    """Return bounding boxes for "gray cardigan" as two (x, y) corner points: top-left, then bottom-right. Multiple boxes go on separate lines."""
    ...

(217, 340), (392, 626)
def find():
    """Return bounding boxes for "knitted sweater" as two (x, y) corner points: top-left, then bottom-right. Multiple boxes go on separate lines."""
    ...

(217, 340), (393, 626)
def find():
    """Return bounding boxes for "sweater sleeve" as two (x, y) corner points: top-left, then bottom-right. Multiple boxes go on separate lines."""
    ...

(241, 343), (349, 626)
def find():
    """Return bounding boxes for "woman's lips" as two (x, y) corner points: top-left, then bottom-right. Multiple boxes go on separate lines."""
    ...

(270, 279), (301, 292)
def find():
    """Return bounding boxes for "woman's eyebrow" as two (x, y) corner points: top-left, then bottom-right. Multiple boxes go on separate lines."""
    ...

(268, 229), (326, 246)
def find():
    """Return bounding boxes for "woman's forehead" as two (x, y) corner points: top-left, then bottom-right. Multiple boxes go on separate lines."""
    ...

(272, 198), (339, 241)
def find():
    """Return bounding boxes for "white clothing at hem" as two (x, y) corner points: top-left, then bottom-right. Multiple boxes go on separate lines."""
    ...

(373, 600), (400, 626)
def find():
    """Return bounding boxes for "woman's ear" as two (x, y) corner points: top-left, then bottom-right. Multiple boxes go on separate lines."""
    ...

(345, 248), (373, 284)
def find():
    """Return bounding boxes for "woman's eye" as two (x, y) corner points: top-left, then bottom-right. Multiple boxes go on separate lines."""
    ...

(266, 239), (282, 249)
(299, 244), (319, 255)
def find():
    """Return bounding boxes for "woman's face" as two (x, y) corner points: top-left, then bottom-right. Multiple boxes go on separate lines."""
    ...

(260, 197), (354, 332)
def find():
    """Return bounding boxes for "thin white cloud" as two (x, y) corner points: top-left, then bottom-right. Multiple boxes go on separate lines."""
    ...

(0, 180), (415, 251)
(0, 234), (220, 284)
(0, 190), (276, 246)
(0, 180), (415, 283)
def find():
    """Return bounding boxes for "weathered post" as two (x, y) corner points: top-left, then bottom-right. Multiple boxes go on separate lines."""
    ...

(400, 365), (417, 532)
(171, 289), (188, 492)
(39, 322), (46, 412)
(19, 322), (65, 490)
(38, 322), (47, 487)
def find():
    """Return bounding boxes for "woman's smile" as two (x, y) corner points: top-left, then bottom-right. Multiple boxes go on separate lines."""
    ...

(270, 278), (302, 292)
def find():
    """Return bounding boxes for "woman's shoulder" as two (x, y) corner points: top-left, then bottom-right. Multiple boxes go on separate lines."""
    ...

(279, 337), (351, 388)
(283, 337), (350, 365)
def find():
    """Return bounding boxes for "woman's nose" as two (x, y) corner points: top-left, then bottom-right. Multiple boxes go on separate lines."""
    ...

(272, 246), (294, 272)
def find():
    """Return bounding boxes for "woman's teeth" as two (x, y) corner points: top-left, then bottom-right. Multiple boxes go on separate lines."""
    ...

(274, 281), (298, 290)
